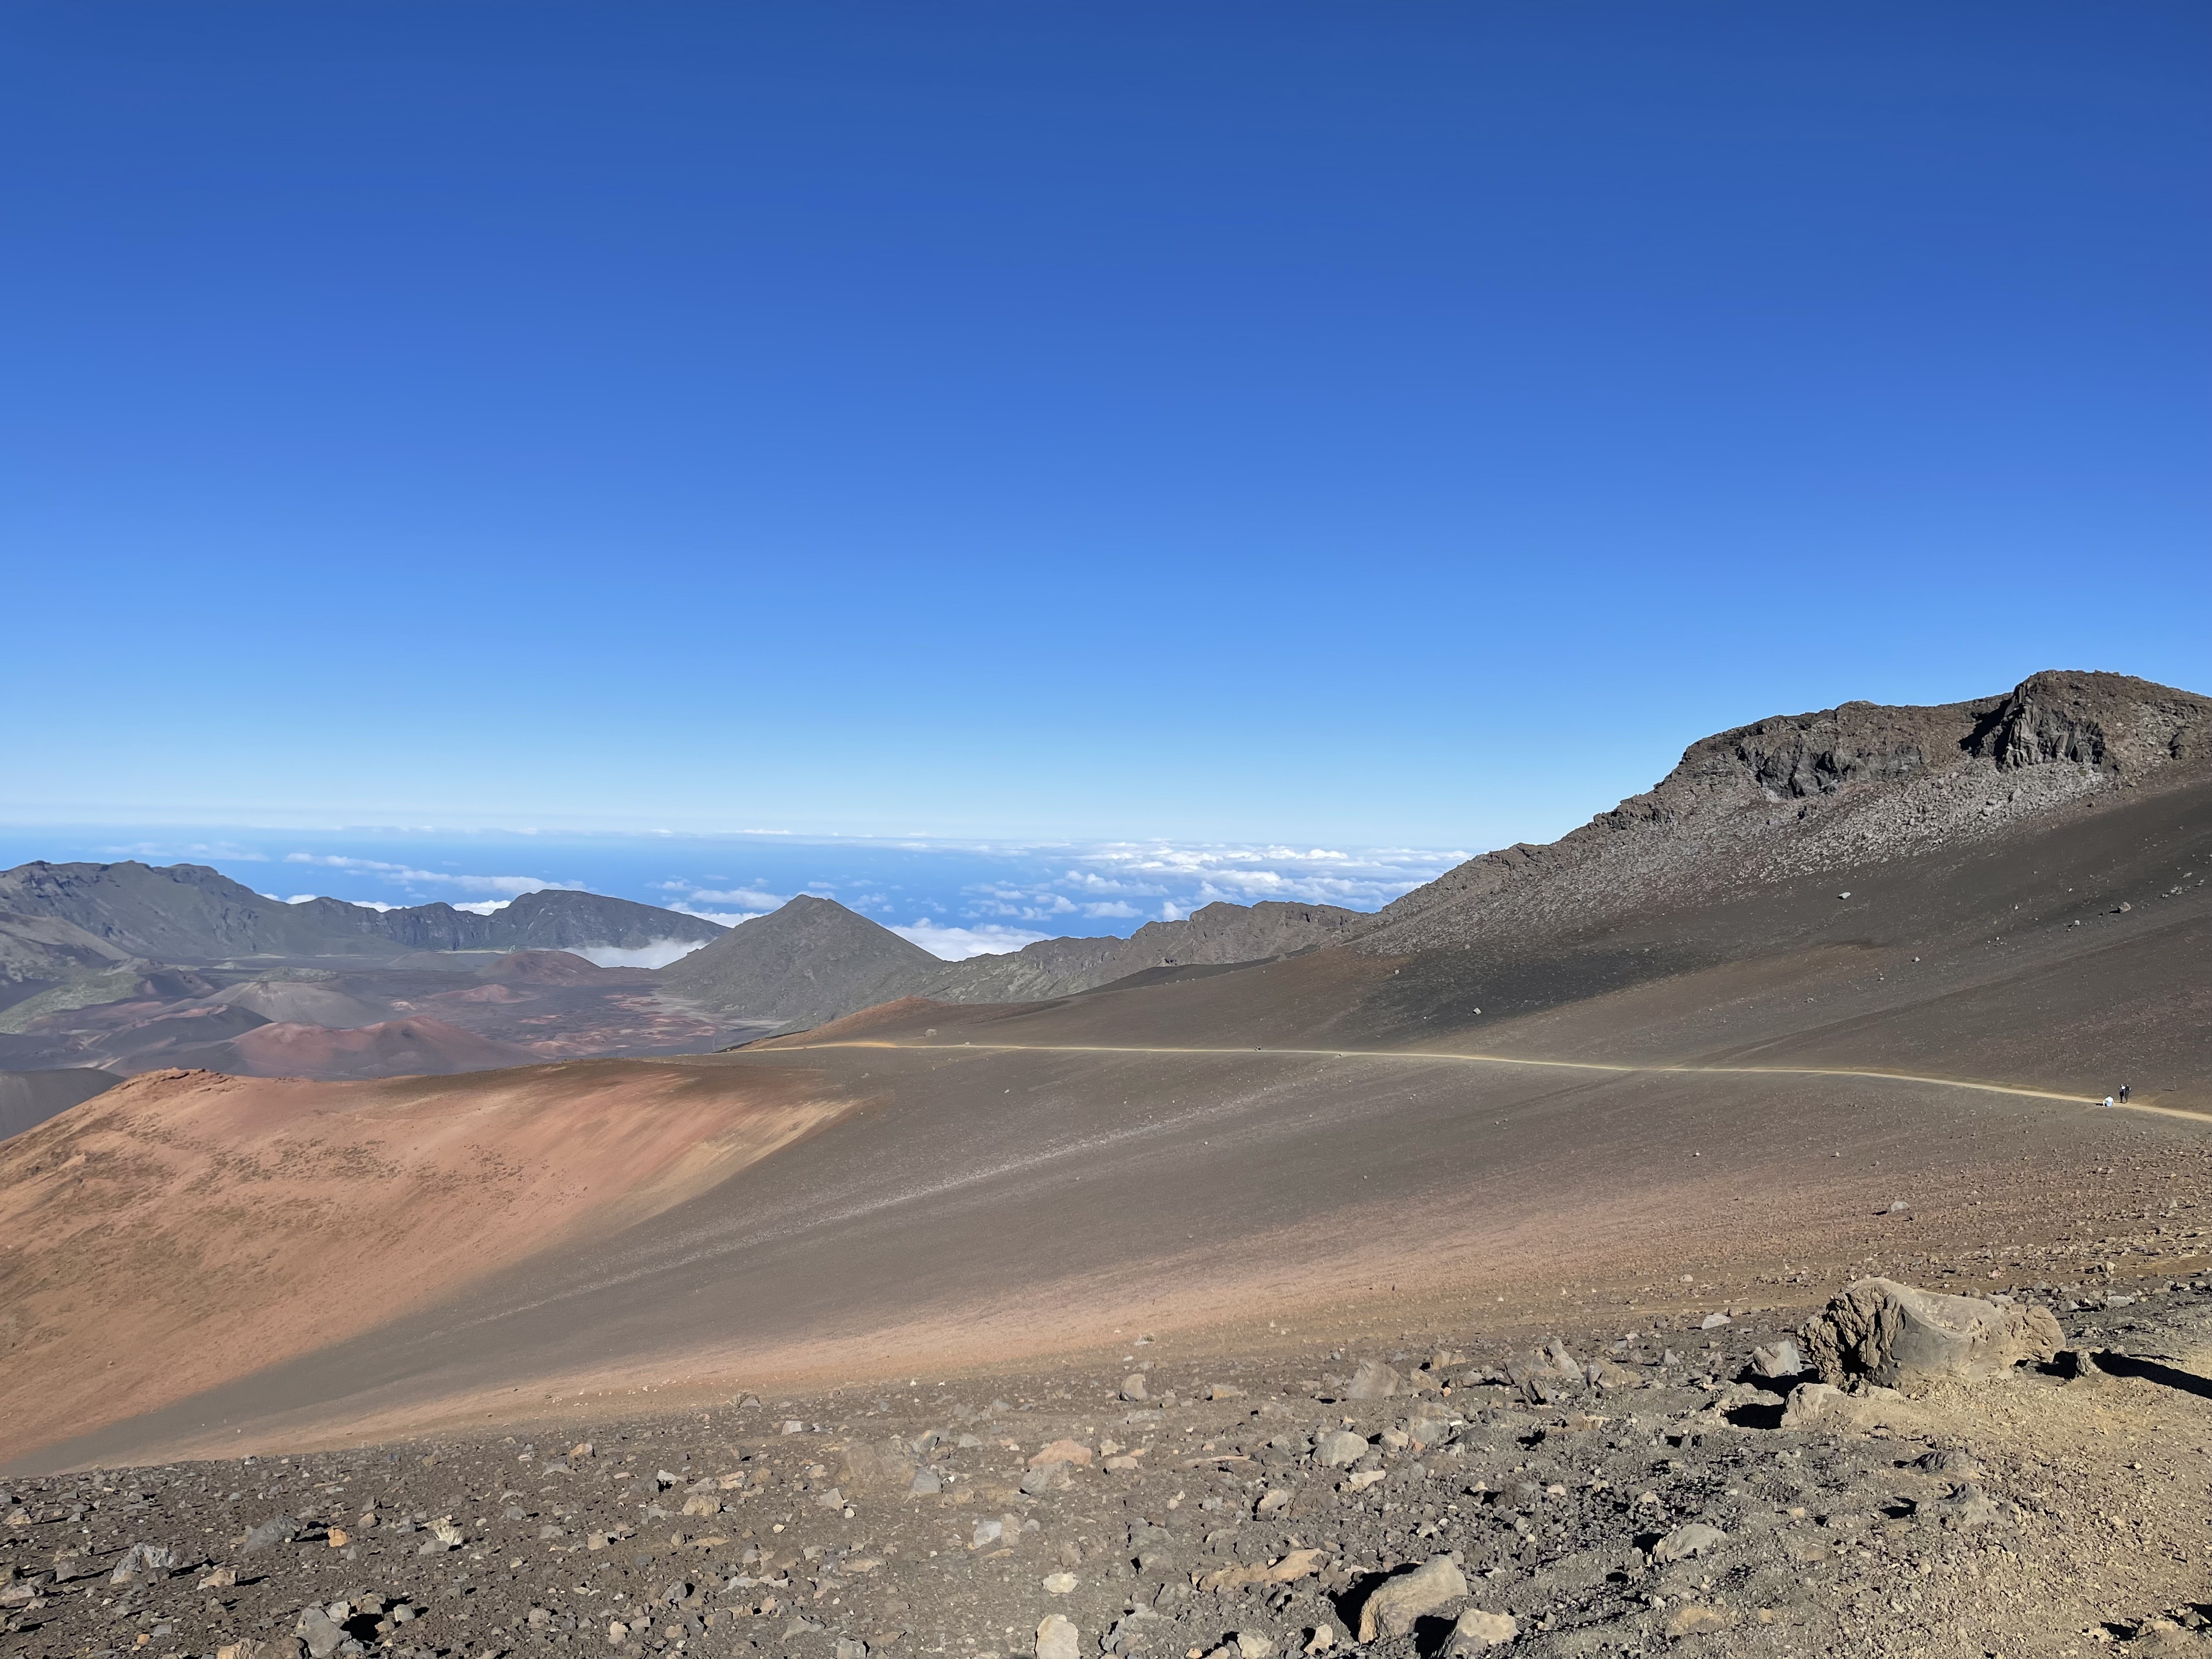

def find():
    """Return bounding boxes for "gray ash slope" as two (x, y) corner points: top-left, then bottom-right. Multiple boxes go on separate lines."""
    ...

(0, 863), (724, 964)
(6, 1281), (2207, 1659)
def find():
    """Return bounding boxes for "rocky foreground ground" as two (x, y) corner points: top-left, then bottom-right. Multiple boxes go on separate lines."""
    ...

(5, 1279), (2209, 1659)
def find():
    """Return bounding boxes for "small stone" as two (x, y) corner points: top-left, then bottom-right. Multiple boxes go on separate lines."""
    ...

(909, 1469), (943, 1497)
(1915, 1448), (1981, 1478)
(1042, 1571), (1077, 1594)
(1315, 1430), (1367, 1469)
(1448, 1608), (1519, 1652)
(1699, 1312), (1731, 1330)
(1236, 1633), (1276, 1659)
(198, 1566), (238, 1590)
(608, 1620), (630, 1643)
(1036, 1612), (1079, 1659)
(240, 1516), (300, 1554)
(1346, 1359), (1400, 1400)
(109, 1542), (180, 1585)
(1022, 1462), (1071, 1495)
(837, 1640), (870, 1659)
(1779, 1380), (1921, 1433)
(971, 1519), (1004, 1550)
(1304, 1629), (1336, 1655)
(1356, 1555), (1468, 1640)
(1652, 1522), (1726, 1562)
(1120, 1375), (1149, 1402)
(1663, 1604), (1732, 1638)
(1028, 1438), (1094, 1467)
(1922, 1482), (2008, 1530)
(1751, 1341), (1804, 1379)
(296, 1605), (345, 1659)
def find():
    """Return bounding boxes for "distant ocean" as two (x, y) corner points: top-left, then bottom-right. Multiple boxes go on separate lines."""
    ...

(0, 826), (1468, 961)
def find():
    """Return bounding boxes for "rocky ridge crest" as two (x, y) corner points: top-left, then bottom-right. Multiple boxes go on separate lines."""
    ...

(1353, 670), (2212, 955)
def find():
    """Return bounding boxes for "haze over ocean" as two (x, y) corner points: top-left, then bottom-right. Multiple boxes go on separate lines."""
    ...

(5, 5), (2206, 850)
(0, 826), (1462, 960)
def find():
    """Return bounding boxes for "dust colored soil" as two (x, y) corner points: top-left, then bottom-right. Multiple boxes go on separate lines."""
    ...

(0, 1060), (857, 1461)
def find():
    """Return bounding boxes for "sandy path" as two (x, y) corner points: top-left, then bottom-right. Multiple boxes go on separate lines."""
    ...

(782, 1037), (2208, 1119)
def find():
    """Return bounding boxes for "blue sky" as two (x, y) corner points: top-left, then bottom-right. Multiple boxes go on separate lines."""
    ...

(6, 3), (2208, 853)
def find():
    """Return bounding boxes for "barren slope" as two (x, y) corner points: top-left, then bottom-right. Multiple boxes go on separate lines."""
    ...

(0, 1061), (857, 1460)
(8, 674), (2207, 1475)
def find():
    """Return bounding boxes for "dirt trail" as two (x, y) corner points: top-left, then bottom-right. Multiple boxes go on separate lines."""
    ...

(783, 1037), (2208, 1120)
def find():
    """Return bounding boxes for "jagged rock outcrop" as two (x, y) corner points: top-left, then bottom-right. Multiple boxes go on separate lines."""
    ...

(1353, 670), (2212, 954)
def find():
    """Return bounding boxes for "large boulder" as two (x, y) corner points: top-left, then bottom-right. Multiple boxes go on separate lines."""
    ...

(1799, 1279), (2061, 1392)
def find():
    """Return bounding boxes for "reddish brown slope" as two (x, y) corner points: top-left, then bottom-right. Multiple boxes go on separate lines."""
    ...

(0, 1059), (857, 1461)
(217, 1014), (539, 1078)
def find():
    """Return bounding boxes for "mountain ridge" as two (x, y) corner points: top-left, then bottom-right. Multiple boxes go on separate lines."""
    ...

(1346, 668), (2212, 956)
(0, 861), (724, 963)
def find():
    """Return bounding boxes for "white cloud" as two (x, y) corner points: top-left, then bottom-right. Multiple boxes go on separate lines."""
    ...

(669, 904), (755, 928)
(1061, 842), (1465, 910)
(1082, 900), (1141, 918)
(449, 899), (514, 916)
(280, 852), (581, 898)
(109, 840), (270, 861)
(965, 888), (1079, 921)
(571, 938), (712, 969)
(684, 887), (789, 909)
(889, 920), (1051, 961)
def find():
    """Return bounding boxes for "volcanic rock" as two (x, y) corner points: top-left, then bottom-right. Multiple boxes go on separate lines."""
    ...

(1799, 1277), (2063, 1391)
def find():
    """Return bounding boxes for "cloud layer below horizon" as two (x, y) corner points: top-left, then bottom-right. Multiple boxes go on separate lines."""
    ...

(8, 828), (1469, 963)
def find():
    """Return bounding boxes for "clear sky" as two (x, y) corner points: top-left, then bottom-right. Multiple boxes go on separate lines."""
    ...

(6, 3), (2207, 849)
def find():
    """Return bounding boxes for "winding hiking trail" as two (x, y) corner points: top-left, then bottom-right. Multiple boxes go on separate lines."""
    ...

(782, 1036), (2210, 1120)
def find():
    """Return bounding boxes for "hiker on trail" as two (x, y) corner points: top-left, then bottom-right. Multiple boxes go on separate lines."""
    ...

(2119, 1083), (2131, 1103)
